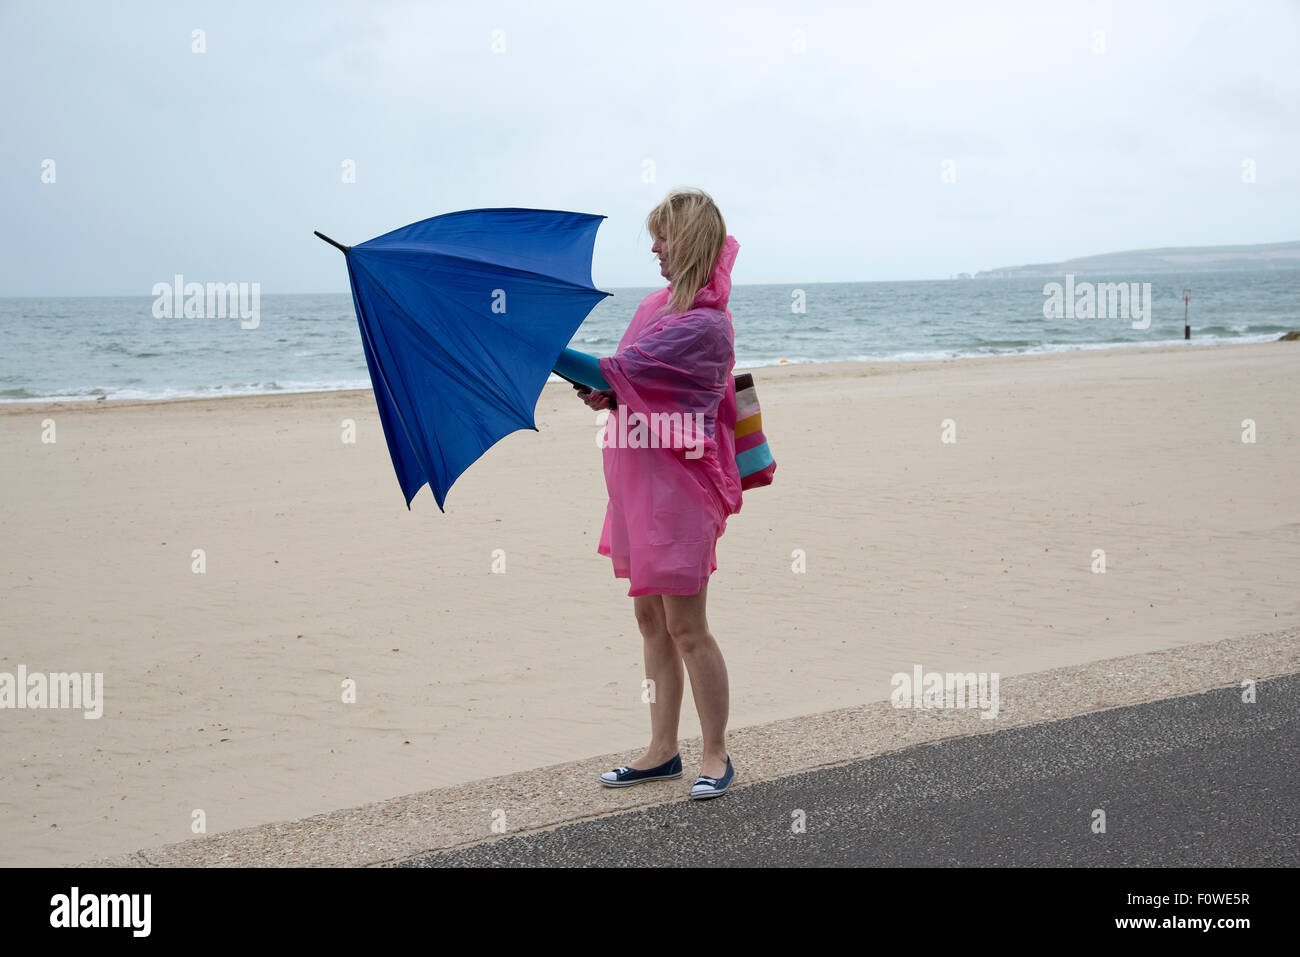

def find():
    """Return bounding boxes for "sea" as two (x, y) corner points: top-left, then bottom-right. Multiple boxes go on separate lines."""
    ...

(1, 269), (1295, 403)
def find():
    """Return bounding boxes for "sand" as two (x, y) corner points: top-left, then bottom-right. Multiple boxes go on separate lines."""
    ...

(2, 340), (1297, 867)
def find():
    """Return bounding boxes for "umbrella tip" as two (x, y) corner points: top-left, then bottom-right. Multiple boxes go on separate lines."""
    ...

(314, 231), (350, 254)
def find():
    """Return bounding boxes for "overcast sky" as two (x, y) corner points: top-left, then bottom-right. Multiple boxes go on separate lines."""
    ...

(2, 0), (1297, 296)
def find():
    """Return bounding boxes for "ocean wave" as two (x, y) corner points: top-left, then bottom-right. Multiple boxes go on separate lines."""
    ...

(0, 379), (375, 403)
(730, 333), (1284, 369)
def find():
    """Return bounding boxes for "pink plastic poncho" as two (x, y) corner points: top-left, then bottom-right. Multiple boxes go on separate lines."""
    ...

(595, 235), (745, 596)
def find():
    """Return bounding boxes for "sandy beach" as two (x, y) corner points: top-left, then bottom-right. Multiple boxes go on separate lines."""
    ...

(2, 340), (1297, 867)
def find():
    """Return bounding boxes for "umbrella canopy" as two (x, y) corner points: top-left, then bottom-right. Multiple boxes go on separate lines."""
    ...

(317, 208), (610, 511)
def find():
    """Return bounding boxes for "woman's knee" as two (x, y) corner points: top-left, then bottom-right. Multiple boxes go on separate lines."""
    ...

(665, 621), (711, 654)
(662, 591), (710, 653)
(633, 597), (669, 641)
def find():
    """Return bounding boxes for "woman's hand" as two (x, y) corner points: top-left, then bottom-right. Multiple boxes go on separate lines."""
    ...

(578, 388), (615, 411)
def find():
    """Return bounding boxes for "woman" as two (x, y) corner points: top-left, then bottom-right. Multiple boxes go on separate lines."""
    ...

(554, 187), (744, 799)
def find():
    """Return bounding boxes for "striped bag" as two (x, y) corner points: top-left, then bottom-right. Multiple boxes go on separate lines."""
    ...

(733, 373), (776, 489)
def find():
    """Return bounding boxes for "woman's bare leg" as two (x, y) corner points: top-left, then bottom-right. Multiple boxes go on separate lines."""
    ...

(626, 593), (684, 769)
(661, 583), (730, 779)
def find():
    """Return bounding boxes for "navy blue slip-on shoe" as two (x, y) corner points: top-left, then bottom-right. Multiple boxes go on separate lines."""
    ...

(689, 754), (734, 799)
(599, 753), (683, 787)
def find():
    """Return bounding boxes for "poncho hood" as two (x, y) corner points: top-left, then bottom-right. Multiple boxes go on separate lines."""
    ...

(623, 235), (740, 335)
(685, 234), (740, 312)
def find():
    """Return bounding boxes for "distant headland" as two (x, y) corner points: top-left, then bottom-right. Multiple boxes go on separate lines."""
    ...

(970, 240), (1300, 278)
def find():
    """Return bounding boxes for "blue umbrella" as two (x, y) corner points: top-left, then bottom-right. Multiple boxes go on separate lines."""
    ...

(316, 208), (610, 511)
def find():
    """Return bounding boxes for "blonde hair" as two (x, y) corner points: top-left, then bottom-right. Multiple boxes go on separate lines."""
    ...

(646, 187), (727, 313)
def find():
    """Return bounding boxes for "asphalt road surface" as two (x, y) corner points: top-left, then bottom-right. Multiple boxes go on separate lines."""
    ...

(400, 673), (1299, 867)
